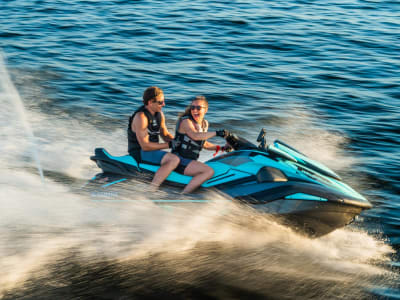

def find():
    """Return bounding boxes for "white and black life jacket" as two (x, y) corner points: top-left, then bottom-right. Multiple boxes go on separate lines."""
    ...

(127, 105), (161, 161)
(171, 116), (205, 160)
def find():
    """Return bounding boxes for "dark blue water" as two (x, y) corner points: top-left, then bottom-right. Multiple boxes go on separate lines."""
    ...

(1, 0), (399, 298)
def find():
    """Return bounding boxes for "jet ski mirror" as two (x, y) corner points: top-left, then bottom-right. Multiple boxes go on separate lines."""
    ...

(257, 128), (267, 149)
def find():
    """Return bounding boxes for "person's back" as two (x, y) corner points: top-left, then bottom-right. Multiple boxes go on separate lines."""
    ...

(128, 86), (180, 188)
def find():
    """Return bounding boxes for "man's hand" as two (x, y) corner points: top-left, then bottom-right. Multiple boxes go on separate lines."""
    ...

(168, 139), (180, 150)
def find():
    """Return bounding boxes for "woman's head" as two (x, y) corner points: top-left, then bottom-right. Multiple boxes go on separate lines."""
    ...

(188, 95), (208, 123)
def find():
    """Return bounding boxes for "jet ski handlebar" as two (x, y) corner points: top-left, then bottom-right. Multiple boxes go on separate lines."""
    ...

(224, 128), (267, 151)
(225, 131), (264, 151)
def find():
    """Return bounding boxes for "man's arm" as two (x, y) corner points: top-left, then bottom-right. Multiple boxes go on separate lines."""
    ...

(159, 112), (174, 142)
(132, 112), (169, 151)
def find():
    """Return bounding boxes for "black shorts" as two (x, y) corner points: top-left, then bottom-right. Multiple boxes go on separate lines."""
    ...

(175, 155), (193, 174)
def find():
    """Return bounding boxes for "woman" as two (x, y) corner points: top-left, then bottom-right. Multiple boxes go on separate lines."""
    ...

(172, 96), (228, 193)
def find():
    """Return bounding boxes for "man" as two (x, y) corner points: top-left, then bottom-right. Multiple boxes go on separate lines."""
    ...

(128, 86), (180, 188)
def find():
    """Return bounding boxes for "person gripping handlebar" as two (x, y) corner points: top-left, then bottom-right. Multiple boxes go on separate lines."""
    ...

(216, 129), (229, 138)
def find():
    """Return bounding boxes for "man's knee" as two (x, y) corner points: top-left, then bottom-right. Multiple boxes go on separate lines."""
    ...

(171, 154), (180, 167)
(163, 153), (180, 168)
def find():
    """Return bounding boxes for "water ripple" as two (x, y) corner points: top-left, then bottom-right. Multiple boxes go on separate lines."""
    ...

(1, 0), (400, 297)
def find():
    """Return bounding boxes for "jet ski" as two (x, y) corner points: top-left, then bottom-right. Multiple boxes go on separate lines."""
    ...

(89, 129), (372, 237)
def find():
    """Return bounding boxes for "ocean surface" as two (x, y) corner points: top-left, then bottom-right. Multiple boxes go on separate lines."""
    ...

(1, 0), (399, 299)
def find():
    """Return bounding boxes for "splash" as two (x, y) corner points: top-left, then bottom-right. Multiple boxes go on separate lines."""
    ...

(0, 52), (44, 181)
(0, 58), (125, 180)
(269, 107), (355, 172)
(0, 171), (396, 299)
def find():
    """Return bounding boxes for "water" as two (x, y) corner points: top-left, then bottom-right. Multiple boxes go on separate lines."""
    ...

(0, 53), (44, 182)
(1, 0), (399, 298)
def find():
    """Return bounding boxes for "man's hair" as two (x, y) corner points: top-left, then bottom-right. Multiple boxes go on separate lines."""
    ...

(143, 86), (163, 105)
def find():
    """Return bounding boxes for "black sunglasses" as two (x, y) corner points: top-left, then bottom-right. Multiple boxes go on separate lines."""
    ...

(152, 100), (165, 105)
(190, 105), (206, 111)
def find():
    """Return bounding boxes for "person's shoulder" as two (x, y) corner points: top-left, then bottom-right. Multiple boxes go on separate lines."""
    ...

(179, 115), (191, 123)
(134, 110), (145, 117)
(132, 105), (145, 115)
(180, 117), (191, 125)
(178, 117), (192, 130)
(133, 111), (147, 122)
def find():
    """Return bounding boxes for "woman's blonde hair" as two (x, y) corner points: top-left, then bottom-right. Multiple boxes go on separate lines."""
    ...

(177, 96), (208, 131)
(179, 95), (208, 118)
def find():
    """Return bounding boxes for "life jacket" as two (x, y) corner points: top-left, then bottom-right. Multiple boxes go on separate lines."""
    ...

(127, 105), (161, 161)
(171, 116), (205, 160)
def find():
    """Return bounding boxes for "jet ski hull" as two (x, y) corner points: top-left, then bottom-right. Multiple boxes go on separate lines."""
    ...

(247, 199), (363, 237)
(89, 131), (372, 237)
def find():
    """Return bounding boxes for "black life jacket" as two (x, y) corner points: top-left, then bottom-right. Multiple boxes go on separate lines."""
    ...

(127, 105), (161, 161)
(171, 116), (205, 160)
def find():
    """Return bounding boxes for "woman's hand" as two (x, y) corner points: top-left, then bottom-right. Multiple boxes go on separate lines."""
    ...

(222, 144), (233, 152)
(216, 129), (229, 138)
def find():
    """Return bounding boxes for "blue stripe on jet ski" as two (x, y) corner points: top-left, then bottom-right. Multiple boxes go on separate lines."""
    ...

(80, 175), (99, 188)
(102, 178), (127, 187)
(203, 172), (252, 187)
(284, 193), (328, 201)
(91, 199), (230, 203)
(273, 141), (341, 181)
(205, 173), (235, 184)
(152, 199), (210, 203)
(139, 163), (192, 184)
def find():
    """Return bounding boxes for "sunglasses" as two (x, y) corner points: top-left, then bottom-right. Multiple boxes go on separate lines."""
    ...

(190, 105), (206, 111)
(152, 100), (165, 105)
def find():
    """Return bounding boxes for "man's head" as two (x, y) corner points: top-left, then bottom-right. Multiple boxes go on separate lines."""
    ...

(143, 86), (164, 105)
(143, 86), (165, 113)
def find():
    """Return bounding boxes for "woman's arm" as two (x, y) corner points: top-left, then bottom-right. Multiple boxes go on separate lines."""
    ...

(202, 120), (219, 150)
(179, 119), (216, 141)
(203, 141), (218, 150)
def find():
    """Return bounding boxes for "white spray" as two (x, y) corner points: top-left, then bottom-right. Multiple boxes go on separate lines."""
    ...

(0, 52), (44, 182)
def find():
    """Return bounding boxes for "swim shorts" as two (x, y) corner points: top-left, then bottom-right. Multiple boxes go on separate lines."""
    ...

(175, 155), (193, 174)
(140, 150), (167, 165)
(140, 150), (193, 175)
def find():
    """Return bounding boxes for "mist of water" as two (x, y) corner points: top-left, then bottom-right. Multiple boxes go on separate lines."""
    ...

(0, 174), (395, 299)
(0, 52), (44, 182)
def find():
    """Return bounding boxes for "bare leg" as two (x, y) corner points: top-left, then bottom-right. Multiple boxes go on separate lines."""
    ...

(151, 153), (180, 187)
(182, 160), (214, 194)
